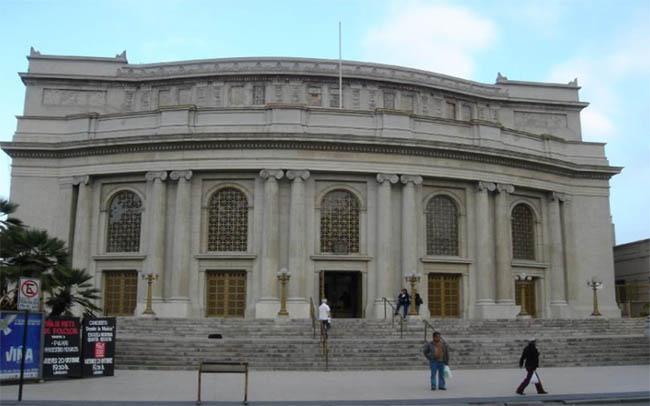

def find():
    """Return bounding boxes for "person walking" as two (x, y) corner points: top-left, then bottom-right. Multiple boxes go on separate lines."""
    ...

(318, 298), (331, 332)
(423, 331), (449, 390)
(516, 338), (548, 395)
(394, 288), (410, 319)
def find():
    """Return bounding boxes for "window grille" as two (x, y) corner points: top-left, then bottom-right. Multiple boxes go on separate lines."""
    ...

(512, 203), (535, 260)
(320, 190), (360, 254)
(208, 188), (248, 252)
(425, 195), (459, 256)
(106, 190), (142, 253)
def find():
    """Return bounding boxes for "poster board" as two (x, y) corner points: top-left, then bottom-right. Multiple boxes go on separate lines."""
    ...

(43, 317), (82, 379)
(0, 311), (44, 381)
(81, 317), (116, 377)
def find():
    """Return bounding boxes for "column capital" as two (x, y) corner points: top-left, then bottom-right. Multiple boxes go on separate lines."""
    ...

(477, 181), (496, 192)
(496, 183), (515, 194)
(170, 170), (193, 181)
(145, 171), (168, 182)
(286, 170), (310, 181)
(548, 191), (570, 202)
(376, 173), (399, 184)
(72, 175), (90, 186)
(260, 169), (284, 180)
(400, 175), (423, 185)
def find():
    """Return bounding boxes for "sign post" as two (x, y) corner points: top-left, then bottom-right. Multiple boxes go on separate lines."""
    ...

(17, 278), (41, 312)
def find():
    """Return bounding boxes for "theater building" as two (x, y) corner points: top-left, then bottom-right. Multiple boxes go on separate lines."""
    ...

(1, 49), (622, 319)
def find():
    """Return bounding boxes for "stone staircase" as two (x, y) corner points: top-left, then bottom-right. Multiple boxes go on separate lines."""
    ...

(114, 317), (649, 370)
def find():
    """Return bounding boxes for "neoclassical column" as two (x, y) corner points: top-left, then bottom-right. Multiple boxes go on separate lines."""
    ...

(400, 175), (423, 283)
(170, 170), (193, 301)
(495, 183), (515, 304)
(72, 175), (91, 270)
(259, 169), (284, 302)
(376, 174), (399, 303)
(145, 171), (168, 298)
(286, 170), (310, 300)
(548, 191), (569, 311)
(475, 181), (496, 305)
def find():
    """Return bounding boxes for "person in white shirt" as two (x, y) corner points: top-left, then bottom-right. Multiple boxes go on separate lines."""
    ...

(318, 298), (331, 331)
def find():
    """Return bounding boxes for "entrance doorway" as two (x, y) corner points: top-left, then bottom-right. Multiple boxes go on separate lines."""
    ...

(515, 279), (537, 317)
(427, 273), (461, 318)
(205, 270), (247, 318)
(103, 270), (138, 316)
(320, 271), (362, 318)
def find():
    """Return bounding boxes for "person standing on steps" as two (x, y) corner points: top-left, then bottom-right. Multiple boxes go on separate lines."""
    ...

(414, 293), (423, 314)
(516, 338), (548, 395)
(318, 298), (331, 332)
(423, 331), (449, 391)
(394, 288), (410, 319)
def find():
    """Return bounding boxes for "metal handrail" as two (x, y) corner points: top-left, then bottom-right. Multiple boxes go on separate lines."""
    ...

(309, 297), (316, 339)
(423, 319), (436, 342)
(383, 297), (406, 338)
(319, 318), (329, 370)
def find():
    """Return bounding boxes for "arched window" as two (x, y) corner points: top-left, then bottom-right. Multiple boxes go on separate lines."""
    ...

(511, 203), (535, 260)
(106, 190), (142, 252)
(207, 188), (248, 251)
(425, 195), (459, 256)
(320, 190), (360, 254)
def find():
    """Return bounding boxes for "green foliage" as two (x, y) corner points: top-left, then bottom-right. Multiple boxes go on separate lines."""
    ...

(0, 199), (102, 317)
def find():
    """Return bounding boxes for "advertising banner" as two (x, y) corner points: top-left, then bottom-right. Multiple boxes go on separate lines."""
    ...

(0, 311), (44, 381)
(43, 317), (82, 379)
(81, 317), (116, 377)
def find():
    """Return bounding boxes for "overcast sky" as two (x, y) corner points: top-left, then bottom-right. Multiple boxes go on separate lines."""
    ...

(0, 0), (648, 244)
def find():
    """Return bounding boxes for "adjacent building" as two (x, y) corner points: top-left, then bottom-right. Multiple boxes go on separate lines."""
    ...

(614, 239), (650, 317)
(1, 49), (622, 319)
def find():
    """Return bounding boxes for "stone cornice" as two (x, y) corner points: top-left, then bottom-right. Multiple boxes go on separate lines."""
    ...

(1, 134), (621, 180)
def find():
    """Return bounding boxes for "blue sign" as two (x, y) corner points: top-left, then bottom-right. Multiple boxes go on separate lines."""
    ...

(0, 311), (43, 381)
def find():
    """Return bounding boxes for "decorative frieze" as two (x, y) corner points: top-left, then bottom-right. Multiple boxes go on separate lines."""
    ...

(43, 89), (106, 106)
(515, 111), (568, 130)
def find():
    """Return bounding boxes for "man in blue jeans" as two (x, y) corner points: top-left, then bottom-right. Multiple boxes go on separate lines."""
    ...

(422, 331), (450, 390)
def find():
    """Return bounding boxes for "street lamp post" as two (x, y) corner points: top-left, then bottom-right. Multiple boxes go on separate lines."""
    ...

(142, 273), (159, 316)
(587, 277), (603, 316)
(277, 268), (291, 317)
(515, 273), (532, 317)
(404, 272), (421, 316)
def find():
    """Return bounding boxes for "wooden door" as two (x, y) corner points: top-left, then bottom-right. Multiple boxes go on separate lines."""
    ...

(515, 280), (536, 317)
(103, 270), (138, 316)
(427, 273), (461, 318)
(206, 270), (247, 317)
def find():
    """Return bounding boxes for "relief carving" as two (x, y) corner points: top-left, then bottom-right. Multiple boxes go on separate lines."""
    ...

(158, 89), (174, 107)
(139, 89), (151, 110)
(401, 94), (414, 112)
(352, 88), (361, 109)
(178, 87), (193, 104)
(121, 90), (135, 111)
(514, 111), (568, 130)
(43, 89), (107, 106)
(196, 85), (209, 105)
(274, 84), (284, 103)
(368, 90), (377, 109)
(479, 106), (498, 122)
(229, 85), (244, 105)
(213, 85), (223, 106)
(462, 104), (472, 121)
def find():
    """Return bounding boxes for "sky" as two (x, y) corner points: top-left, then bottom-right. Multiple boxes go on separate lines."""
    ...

(0, 0), (648, 244)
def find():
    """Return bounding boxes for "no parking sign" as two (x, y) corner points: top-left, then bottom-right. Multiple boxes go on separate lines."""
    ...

(17, 278), (40, 312)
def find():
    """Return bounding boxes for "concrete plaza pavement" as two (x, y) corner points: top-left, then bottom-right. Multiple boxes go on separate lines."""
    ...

(1, 365), (649, 405)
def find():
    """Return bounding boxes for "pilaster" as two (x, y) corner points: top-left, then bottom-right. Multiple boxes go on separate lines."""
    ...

(286, 169), (310, 318)
(167, 170), (193, 316)
(145, 171), (168, 299)
(493, 183), (519, 318)
(548, 191), (570, 318)
(374, 173), (399, 318)
(400, 175), (422, 289)
(72, 175), (91, 270)
(256, 169), (284, 318)
(474, 181), (496, 316)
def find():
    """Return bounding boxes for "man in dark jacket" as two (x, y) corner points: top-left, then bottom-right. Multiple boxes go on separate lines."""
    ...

(516, 338), (547, 395)
(423, 332), (449, 390)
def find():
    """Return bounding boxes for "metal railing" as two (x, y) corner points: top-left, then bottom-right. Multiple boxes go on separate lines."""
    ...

(382, 297), (404, 338)
(309, 297), (316, 339)
(423, 319), (436, 342)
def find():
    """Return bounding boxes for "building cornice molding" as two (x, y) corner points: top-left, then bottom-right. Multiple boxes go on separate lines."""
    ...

(1, 134), (621, 180)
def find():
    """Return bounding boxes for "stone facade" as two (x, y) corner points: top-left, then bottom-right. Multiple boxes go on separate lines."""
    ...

(1, 49), (622, 319)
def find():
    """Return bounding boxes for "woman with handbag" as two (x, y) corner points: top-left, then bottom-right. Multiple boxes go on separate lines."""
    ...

(516, 338), (548, 395)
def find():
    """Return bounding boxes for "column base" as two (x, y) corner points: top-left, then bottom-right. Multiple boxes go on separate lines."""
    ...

(255, 298), (280, 319)
(285, 298), (311, 319)
(474, 302), (520, 319)
(549, 301), (571, 319)
(136, 298), (191, 318)
(373, 298), (395, 320)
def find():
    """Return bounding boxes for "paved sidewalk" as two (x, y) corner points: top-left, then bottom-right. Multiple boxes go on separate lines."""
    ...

(1, 365), (649, 404)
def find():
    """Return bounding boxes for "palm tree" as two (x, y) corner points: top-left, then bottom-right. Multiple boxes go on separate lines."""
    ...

(0, 228), (69, 309)
(0, 198), (23, 232)
(45, 266), (101, 318)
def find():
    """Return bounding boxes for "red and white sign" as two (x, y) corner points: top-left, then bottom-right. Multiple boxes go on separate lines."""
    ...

(94, 342), (106, 358)
(17, 277), (41, 311)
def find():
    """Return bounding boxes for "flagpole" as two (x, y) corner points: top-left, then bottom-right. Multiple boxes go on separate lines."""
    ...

(338, 21), (342, 109)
